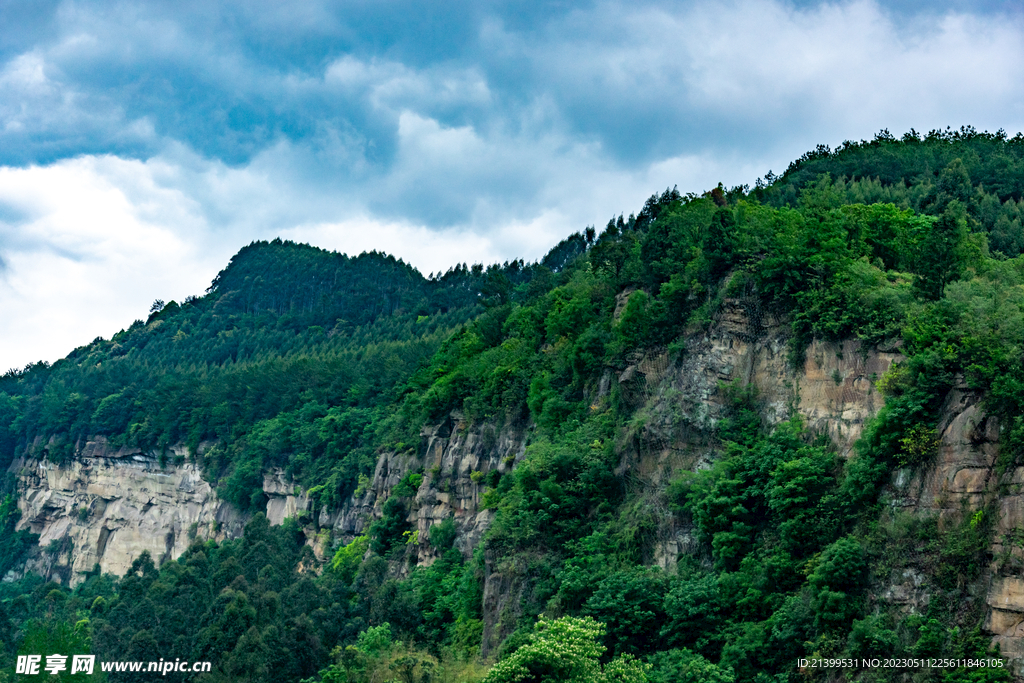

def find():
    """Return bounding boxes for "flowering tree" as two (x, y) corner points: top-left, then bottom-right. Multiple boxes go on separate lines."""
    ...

(482, 616), (649, 683)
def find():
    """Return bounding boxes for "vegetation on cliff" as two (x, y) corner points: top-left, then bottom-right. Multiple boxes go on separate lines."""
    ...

(1, 127), (1024, 681)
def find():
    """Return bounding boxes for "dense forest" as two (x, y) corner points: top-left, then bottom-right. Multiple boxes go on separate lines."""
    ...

(1, 126), (1024, 681)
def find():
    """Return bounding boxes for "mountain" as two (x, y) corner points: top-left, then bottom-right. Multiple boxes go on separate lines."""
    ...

(1, 127), (1024, 682)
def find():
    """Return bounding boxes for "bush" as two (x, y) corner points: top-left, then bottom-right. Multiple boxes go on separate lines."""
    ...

(481, 616), (648, 683)
(847, 614), (898, 659)
(583, 568), (669, 656)
(647, 648), (735, 683)
(808, 536), (868, 629)
(660, 573), (724, 656)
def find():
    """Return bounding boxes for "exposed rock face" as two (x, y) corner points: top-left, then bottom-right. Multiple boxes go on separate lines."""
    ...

(10, 438), (246, 586)
(320, 415), (527, 566)
(9, 416), (526, 589)
(7, 296), (907, 638)
(866, 379), (1024, 669)
(890, 388), (1000, 517)
(11, 295), (1024, 669)
(264, 469), (311, 526)
(647, 302), (898, 455)
(613, 301), (899, 507)
(885, 386), (1024, 667)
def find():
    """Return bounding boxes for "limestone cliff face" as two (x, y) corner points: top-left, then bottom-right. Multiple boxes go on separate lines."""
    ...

(627, 304), (1024, 668)
(10, 296), (1022, 667)
(473, 298), (903, 652)
(9, 438), (247, 586)
(8, 419), (526, 588)
(882, 384), (1024, 665)
(263, 469), (312, 527)
(318, 416), (527, 567)
(5, 297), (904, 627)
(628, 299), (898, 458)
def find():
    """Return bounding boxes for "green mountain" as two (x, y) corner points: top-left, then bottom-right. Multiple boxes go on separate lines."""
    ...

(1, 126), (1024, 682)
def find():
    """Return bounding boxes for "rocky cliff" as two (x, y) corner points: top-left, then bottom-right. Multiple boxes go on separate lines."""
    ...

(9, 438), (245, 585)
(7, 417), (528, 587)
(317, 416), (527, 567)
(9, 296), (1023, 665)
(4, 299), (900, 592)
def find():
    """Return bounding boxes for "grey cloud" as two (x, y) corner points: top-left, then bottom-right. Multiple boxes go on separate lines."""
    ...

(1, 0), (1024, 233)
(476, 0), (1024, 166)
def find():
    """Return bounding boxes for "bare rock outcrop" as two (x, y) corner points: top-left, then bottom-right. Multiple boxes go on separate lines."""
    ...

(320, 414), (527, 569)
(10, 438), (246, 586)
(264, 469), (311, 526)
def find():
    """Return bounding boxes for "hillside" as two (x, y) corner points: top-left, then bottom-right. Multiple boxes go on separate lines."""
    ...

(2, 127), (1024, 682)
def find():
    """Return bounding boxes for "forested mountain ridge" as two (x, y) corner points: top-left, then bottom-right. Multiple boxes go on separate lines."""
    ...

(1, 127), (1024, 681)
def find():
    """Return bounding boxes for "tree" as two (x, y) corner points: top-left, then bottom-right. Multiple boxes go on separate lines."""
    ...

(660, 574), (724, 656)
(647, 648), (734, 683)
(934, 158), (974, 212)
(583, 568), (668, 656)
(914, 201), (970, 300)
(17, 618), (94, 683)
(481, 616), (649, 683)
(808, 536), (868, 629)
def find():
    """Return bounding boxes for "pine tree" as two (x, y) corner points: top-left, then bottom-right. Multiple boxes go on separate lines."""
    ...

(914, 200), (969, 300)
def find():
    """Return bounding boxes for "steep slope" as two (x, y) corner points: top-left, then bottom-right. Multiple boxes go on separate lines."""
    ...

(2, 129), (1024, 682)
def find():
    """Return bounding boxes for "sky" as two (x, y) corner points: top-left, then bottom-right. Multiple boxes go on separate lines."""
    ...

(2, 0), (1024, 370)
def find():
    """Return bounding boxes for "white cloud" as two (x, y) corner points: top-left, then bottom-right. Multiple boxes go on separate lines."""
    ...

(280, 218), (500, 275)
(4, 0), (1024, 368)
(0, 157), (214, 370)
(1, 53), (48, 90)
(480, 0), (1024, 156)
(675, 0), (1024, 131)
(324, 56), (490, 109)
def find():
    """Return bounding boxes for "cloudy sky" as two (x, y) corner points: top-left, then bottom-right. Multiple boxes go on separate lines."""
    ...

(2, 0), (1023, 370)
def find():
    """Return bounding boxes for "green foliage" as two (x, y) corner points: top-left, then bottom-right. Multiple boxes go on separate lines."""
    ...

(582, 568), (668, 656)
(393, 471), (423, 498)
(481, 616), (649, 683)
(646, 648), (734, 683)
(369, 496), (412, 556)
(934, 509), (992, 591)
(660, 573), (724, 656)
(614, 291), (653, 351)
(4, 130), (1024, 683)
(807, 536), (868, 629)
(17, 618), (95, 682)
(356, 622), (393, 657)
(897, 423), (940, 466)
(302, 621), (488, 683)
(487, 416), (621, 554)
(846, 614), (898, 660)
(428, 518), (458, 551)
(0, 495), (36, 580)
(684, 418), (840, 570)
(330, 535), (370, 583)
(915, 200), (974, 299)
